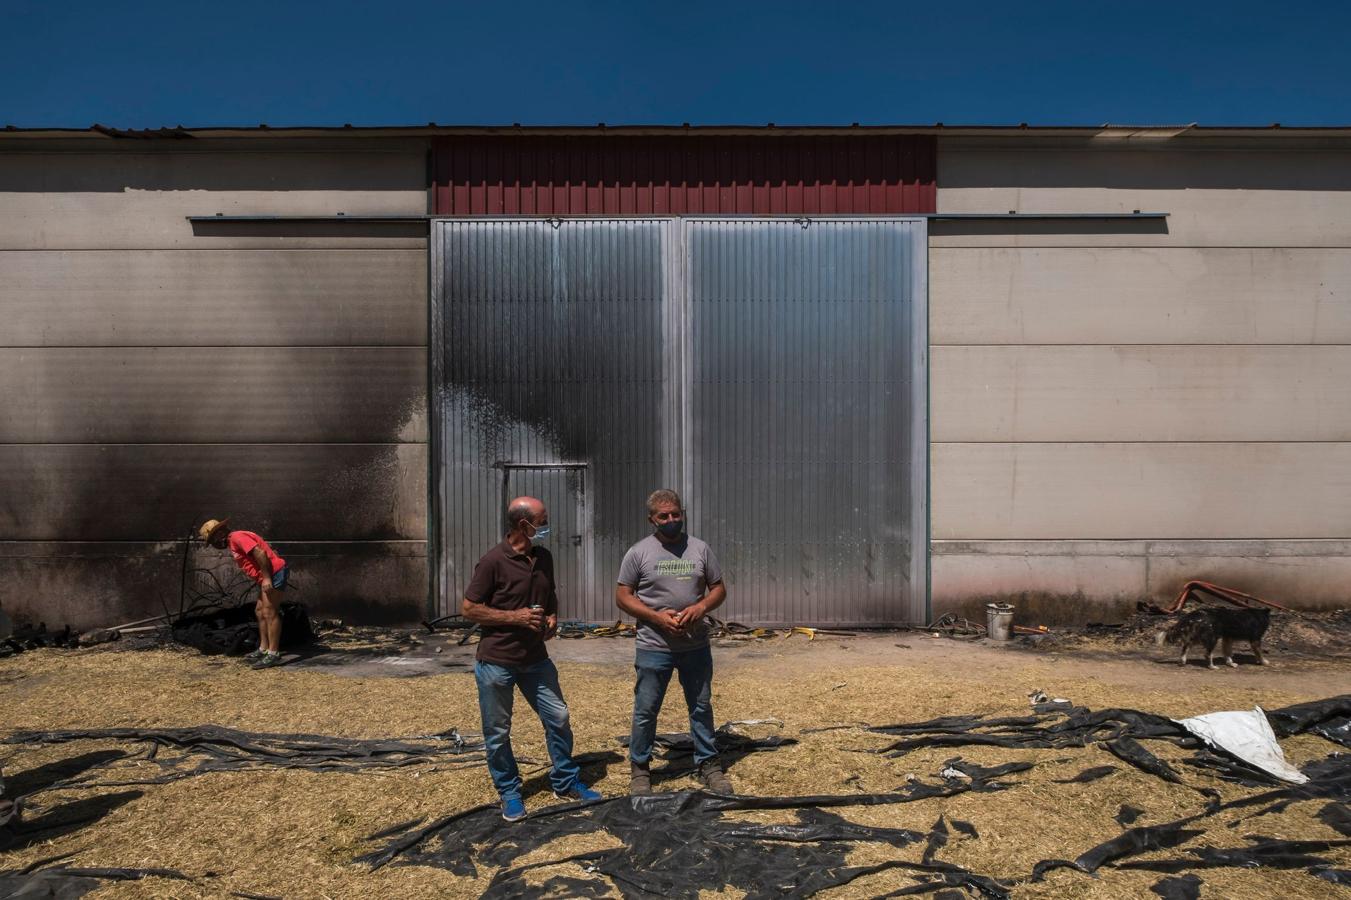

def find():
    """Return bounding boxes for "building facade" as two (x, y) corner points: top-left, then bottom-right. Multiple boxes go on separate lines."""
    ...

(2, 125), (1348, 628)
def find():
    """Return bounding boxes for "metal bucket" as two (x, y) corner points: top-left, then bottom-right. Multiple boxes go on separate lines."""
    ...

(985, 603), (1014, 641)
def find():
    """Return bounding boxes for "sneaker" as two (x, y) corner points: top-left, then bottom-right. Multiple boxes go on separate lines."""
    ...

(553, 782), (602, 802)
(243, 648), (266, 662)
(501, 796), (527, 822)
(629, 761), (652, 796)
(698, 759), (733, 794)
(250, 651), (284, 670)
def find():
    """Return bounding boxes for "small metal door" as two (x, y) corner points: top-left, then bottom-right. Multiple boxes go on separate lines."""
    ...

(501, 465), (592, 620)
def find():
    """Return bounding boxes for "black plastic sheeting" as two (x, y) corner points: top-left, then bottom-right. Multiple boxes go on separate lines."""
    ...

(1114, 835), (1351, 873)
(359, 789), (1013, 900)
(5, 697), (1348, 896)
(352, 696), (1351, 897)
(0, 865), (190, 899)
(3, 725), (485, 791)
(1266, 696), (1351, 746)
(618, 723), (797, 757)
(867, 707), (1187, 756)
(1030, 820), (1207, 880)
(865, 699), (1351, 811)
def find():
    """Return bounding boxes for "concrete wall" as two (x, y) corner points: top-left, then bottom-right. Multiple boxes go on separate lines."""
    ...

(8, 132), (1351, 629)
(0, 139), (431, 628)
(931, 137), (1351, 622)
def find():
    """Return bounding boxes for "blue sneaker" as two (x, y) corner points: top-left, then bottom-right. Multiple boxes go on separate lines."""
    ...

(553, 782), (602, 802)
(500, 796), (526, 822)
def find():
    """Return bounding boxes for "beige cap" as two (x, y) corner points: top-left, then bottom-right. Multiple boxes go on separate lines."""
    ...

(198, 518), (229, 543)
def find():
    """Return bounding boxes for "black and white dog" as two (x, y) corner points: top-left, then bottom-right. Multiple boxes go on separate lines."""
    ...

(1156, 607), (1271, 669)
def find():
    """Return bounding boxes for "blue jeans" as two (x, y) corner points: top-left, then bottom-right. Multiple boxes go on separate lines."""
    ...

(629, 645), (718, 766)
(475, 658), (581, 801)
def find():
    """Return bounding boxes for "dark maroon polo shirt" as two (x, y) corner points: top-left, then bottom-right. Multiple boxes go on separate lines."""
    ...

(464, 539), (557, 666)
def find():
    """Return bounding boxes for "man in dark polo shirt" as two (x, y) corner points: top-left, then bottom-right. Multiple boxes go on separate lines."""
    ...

(461, 495), (601, 822)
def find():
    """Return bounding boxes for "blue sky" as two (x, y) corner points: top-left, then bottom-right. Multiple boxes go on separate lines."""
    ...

(2, 0), (1348, 128)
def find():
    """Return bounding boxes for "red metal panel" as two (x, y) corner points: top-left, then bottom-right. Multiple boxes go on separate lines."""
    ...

(652, 141), (670, 215)
(567, 140), (585, 214)
(735, 137), (754, 213)
(451, 142), (470, 213)
(919, 136), (937, 212)
(431, 134), (937, 215)
(818, 138), (839, 213)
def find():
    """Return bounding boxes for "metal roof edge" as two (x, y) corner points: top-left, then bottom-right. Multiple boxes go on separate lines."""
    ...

(5, 123), (1351, 141)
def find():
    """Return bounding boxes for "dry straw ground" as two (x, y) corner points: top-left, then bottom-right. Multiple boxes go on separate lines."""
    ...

(2, 632), (1349, 899)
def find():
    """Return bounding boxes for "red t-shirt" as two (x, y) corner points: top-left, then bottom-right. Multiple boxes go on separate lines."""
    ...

(228, 531), (286, 582)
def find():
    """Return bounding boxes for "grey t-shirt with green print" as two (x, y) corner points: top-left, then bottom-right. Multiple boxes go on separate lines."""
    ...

(617, 534), (724, 652)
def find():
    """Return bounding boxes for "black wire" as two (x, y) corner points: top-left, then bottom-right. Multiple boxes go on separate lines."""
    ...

(178, 523), (194, 621)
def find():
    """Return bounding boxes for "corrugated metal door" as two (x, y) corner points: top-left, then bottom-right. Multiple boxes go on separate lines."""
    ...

(683, 219), (928, 625)
(431, 217), (927, 625)
(431, 219), (674, 622)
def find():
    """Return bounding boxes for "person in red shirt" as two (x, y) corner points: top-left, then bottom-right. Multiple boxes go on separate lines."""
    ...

(198, 518), (290, 669)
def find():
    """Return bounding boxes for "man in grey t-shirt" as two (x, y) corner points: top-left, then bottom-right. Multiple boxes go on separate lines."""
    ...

(616, 489), (731, 795)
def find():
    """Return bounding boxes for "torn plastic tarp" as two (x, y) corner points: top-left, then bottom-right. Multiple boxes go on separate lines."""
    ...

(1030, 819), (1206, 879)
(1211, 752), (1351, 824)
(0, 865), (191, 899)
(4, 725), (485, 787)
(869, 707), (1190, 757)
(360, 787), (1018, 899)
(346, 695), (1351, 897)
(1103, 737), (1189, 786)
(1182, 748), (1281, 788)
(1114, 835), (1351, 873)
(1174, 708), (1308, 784)
(618, 720), (796, 757)
(934, 758), (1035, 790)
(1265, 695), (1351, 749)
(873, 697), (1350, 756)
(868, 697), (1350, 795)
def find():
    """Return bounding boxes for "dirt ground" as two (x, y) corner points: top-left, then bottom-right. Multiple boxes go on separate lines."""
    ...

(1, 625), (1349, 898)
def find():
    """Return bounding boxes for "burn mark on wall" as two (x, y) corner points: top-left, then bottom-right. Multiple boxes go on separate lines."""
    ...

(438, 220), (666, 542)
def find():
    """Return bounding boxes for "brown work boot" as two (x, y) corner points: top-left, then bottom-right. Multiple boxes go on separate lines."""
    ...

(698, 759), (733, 794)
(629, 760), (652, 796)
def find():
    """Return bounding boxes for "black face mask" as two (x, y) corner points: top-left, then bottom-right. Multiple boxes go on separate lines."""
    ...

(655, 519), (684, 540)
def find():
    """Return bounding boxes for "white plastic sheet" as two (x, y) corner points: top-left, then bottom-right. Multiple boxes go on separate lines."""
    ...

(1174, 707), (1308, 784)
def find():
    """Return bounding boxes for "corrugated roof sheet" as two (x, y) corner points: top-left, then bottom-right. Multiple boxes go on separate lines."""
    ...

(431, 134), (937, 216)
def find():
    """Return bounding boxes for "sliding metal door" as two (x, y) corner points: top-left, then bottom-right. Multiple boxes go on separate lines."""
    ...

(430, 219), (671, 621)
(431, 217), (927, 625)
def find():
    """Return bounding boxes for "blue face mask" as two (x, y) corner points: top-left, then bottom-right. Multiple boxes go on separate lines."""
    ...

(655, 519), (684, 540)
(528, 522), (551, 542)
